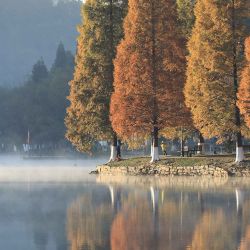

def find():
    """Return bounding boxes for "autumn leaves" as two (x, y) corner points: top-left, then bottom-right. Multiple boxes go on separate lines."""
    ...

(238, 38), (250, 130)
(66, 0), (250, 163)
(110, 0), (187, 162)
(185, 0), (250, 162)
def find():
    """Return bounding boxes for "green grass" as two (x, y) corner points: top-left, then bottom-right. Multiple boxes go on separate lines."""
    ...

(106, 155), (241, 168)
(107, 157), (150, 167)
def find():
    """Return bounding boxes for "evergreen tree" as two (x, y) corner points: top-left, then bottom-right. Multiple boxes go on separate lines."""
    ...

(110, 0), (186, 162)
(52, 42), (67, 69)
(65, 0), (128, 158)
(238, 37), (250, 128)
(185, 0), (250, 162)
(0, 45), (74, 150)
(31, 58), (48, 82)
(52, 42), (75, 72)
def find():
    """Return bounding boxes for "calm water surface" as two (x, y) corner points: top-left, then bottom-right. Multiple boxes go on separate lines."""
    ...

(0, 157), (250, 250)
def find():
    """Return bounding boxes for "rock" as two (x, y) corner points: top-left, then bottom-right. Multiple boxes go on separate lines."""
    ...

(89, 170), (98, 175)
(94, 159), (250, 177)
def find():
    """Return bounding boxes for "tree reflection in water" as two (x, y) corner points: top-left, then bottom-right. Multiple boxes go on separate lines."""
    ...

(239, 226), (250, 250)
(66, 185), (249, 250)
(238, 200), (250, 250)
(111, 200), (154, 250)
(188, 209), (238, 250)
(67, 195), (113, 250)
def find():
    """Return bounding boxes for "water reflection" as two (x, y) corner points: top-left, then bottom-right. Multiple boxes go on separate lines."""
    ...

(66, 178), (250, 250)
(1, 177), (250, 249)
(189, 209), (238, 250)
(67, 195), (112, 250)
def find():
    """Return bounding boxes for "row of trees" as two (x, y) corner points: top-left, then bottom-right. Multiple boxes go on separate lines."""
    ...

(0, 43), (73, 150)
(185, 0), (250, 162)
(66, 0), (250, 162)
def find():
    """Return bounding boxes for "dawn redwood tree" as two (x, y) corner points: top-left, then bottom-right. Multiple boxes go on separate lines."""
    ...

(160, 0), (196, 156)
(110, 0), (186, 162)
(65, 0), (127, 160)
(185, 0), (250, 162)
(238, 37), (250, 128)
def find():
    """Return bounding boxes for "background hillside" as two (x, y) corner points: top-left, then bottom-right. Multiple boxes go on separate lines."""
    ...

(0, 0), (82, 86)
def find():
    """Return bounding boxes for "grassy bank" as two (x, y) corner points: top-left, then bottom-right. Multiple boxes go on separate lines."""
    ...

(107, 155), (243, 168)
(95, 155), (250, 177)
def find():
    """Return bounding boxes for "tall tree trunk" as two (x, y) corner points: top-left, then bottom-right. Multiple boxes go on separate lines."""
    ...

(181, 127), (184, 157)
(116, 139), (121, 159)
(151, 126), (159, 162)
(198, 132), (205, 155)
(232, 0), (244, 163)
(109, 0), (114, 59)
(109, 133), (117, 162)
(150, 1), (159, 163)
(108, 0), (119, 162)
(150, 132), (155, 157)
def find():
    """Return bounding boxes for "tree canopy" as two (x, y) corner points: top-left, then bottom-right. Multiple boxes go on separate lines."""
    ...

(110, 0), (188, 161)
(66, 0), (128, 153)
(185, 0), (250, 142)
(238, 37), (250, 128)
(176, 0), (196, 38)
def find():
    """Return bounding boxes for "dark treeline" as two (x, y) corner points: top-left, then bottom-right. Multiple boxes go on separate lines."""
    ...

(0, 43), (74, 153)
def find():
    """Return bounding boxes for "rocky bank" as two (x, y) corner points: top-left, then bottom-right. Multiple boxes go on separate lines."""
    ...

(93, 157), (250, 177)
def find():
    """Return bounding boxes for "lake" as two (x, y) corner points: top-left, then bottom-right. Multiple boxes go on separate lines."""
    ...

(0, 156), (249, 250)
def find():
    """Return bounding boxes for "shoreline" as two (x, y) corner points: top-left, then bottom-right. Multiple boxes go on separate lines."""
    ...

(93, 156), (250, 177)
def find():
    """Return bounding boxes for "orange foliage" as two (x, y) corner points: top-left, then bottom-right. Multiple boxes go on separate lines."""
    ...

(238, 37), (250, 128)
(239, 226), (250, 250)
(111, 201), (154, 250)
(110, 0), (189, 141)
(189, 210), (237, 250)
(185, 0), (250, 141)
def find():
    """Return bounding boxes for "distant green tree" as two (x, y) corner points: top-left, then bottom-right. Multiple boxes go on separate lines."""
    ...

(31, 58), (49, 83)
(52, 42), (67, 69)
(28, 48), (74, 144)
(0, 45), (74, 149)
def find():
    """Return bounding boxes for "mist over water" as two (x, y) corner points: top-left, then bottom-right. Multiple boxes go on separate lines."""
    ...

(0, 155), (108, 182)
(0, 156), (249, 250)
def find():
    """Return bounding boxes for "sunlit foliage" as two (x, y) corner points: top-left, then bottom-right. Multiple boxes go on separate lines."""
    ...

(238, 37), (250, 128)
(185, 0), (250, 141)
(110, 0), (187, 146)
(66, 0), (128, 152)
